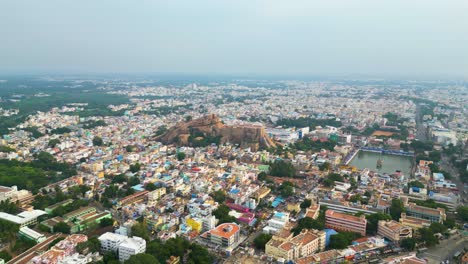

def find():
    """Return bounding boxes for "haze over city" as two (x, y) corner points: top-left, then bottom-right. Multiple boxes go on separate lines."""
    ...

(1, 0), (468, 78)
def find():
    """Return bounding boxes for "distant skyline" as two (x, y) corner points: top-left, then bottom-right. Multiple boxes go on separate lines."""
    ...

(1, 0), (468, 79)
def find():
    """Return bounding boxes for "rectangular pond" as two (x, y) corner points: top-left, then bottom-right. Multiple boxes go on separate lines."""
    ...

(349, 150), (413, 176)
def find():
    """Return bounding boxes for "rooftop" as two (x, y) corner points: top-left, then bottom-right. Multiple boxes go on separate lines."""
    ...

(208, 223), (240, 239)
(325, 209), (366, 223)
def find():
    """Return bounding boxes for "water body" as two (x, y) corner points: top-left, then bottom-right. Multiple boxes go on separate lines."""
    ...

(349, 150), (413, 176)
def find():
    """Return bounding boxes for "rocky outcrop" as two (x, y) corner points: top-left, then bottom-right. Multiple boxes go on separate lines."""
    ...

(157, 114), (276, 151)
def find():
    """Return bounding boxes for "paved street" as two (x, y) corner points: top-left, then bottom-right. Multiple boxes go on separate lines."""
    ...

(420, 233), (467, 263)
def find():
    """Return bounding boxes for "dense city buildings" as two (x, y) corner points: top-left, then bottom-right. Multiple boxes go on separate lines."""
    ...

(0, 76), (466, 264)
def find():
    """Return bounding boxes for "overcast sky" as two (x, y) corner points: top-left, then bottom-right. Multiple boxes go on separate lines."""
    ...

(1, 0), (467, 79)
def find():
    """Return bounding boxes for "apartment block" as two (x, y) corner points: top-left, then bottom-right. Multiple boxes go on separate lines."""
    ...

(324, 210), (367, 236)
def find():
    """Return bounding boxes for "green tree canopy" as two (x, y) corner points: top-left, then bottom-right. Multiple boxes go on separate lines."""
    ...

(365, 213), (392, 235)
(253, 233), (272, 250)
(389, 199), (405, 221)
(400, 238), (416, 251)
(54, 222), (71, 234)
(176, 152), (186, 161)
(124, 253), (159, 264)
(269, 160), (296, 177)
(300, 199), (312, 209)
(92, 136), (103, 146)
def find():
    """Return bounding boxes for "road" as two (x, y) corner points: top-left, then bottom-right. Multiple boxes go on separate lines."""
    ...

(420, 233), (467, 263)
(415, 104), (429, 141)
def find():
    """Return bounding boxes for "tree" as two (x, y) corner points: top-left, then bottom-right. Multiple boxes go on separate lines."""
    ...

(365, 213), (392, 235)
(145, 183), (158, 191)
(99, 217), (114, 227)
(291, 216), (325, 235)
(457, 206), (468, 221)
(408, 181), (424, 188)
(176, 152), (186, 161)
(429, 222), (447, 234)
(0, 199), (20, 214)
(48, 139), (61, 148)
(328, 232), (360, 249)
(92, 136), (103, 146)
(269, 160), (296, 177)
(400, 238), (416, 251)
(213, 204), (237, 224)
(443, 218), (456, 229)
(300, 199), (312, 209)
(76, 237), (101, 254)
(0, 250), (12, 262)
(187, 243), (213, 264)
(131, 222), (150, 242)
(258, 171), (267, 181)
(129, 163), (141, 173)
(211, 190), (226, 203)
(54, 222), (71, 234)
(253, 233), (272, 250)
(328, 234), (349, 249)
(278, 181), (294, 197)
(419, 227), (438, 247)
(322, 173), (344, 187)
(319, 162), (331, 172)
(389, 199), (405, 221)
(124, 253), (159, 264)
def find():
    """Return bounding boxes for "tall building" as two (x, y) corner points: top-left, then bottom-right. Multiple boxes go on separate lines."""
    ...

(377, 220), (412, 244)
(324, 210), (367, 236)
(118, 236), (146, 262)
(98, 232), (146, 262)
(201, 223), (240, 248)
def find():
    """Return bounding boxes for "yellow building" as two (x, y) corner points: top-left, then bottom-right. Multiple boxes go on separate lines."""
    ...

(266, 229), (326, 261)
(286, 203), (301, 213)
(399, 213), (431, 230)
(186, 218), (202, 232)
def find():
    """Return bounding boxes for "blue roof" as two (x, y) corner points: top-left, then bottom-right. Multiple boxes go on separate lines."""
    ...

(230, 189), (240, 194)
(132, 184), (145, 191)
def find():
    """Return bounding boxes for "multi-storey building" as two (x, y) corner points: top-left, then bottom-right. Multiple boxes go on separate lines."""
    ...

(405, 203), (446, 223)
(118, 236), (146, 262)
(377, 220), (412, 244)
(98, 232), (146, 262)
(325, 210), (367, 236)
(201, 223), (240, 248)
(266, 229), (326, 261)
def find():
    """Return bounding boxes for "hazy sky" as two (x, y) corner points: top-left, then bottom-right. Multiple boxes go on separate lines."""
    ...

(1, 0), (468, 78)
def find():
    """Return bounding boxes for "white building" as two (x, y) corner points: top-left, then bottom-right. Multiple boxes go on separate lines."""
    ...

(202, 215), (216, 232)
(19, 226), (46, 243)
(263, 211), (289, 234)
(98, 232), (127, 252)
(0, 209), (47, 227)
(118, 237), (146, 262)
(98, 232), (146, 262)
(57, 253), (93, 264)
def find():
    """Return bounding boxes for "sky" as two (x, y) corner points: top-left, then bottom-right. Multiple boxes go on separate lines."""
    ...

(1, 0), (468, 79)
